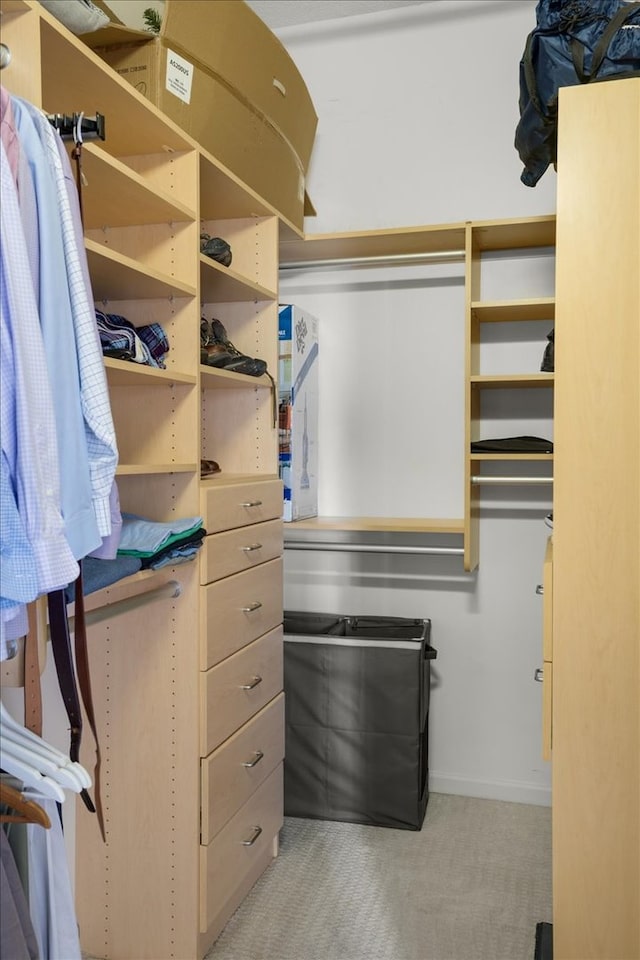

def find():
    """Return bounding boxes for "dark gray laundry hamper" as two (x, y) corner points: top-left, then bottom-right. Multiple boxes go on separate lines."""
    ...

(283, 612), (436, 830)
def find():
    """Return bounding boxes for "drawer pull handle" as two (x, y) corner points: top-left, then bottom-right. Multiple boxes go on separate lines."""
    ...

(242, 543), (263, 552)
(534, 667), (544, 682)
(242, 601), (263, 613)
(242, 751), (264, 768)
(241, 500), (262, 508)
(240, 676), (263, 690)
(535, 584), (544, 596)
(241, 825), (263, 846)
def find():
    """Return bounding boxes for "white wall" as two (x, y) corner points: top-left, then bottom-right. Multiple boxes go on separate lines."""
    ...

(277, 0), (555, 805)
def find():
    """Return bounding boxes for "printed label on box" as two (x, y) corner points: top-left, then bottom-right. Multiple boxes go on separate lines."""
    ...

(165, 49), (193, 104)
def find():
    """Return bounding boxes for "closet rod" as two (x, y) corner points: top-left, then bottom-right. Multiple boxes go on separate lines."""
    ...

(471, 476), (553, 485)
(64, 579), (182, 634)
(279, 250), (466, 271)
(285, 542), (464, 556)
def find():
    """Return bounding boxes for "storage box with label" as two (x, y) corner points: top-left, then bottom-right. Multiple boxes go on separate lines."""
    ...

(83, 0), (318, 229)
(279, 304), (319, 522)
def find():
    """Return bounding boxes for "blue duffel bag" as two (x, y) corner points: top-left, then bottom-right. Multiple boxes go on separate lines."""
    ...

(515, 0), (640, 187)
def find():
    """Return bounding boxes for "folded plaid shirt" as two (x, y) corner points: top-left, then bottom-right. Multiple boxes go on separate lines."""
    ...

(96, 311), (169, 369)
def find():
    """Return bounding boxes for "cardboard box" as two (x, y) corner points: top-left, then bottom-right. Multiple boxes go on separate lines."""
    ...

(279, 305), (319, 522)
(83, 1), (318, 228)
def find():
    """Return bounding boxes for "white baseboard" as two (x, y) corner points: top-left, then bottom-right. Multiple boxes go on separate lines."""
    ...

(429, 771), (552, 807)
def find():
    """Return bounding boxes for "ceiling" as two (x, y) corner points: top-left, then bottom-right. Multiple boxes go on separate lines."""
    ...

(245, 1), (429, 29)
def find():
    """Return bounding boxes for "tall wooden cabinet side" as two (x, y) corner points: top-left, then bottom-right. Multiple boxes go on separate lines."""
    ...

(553, 77), (640, 960)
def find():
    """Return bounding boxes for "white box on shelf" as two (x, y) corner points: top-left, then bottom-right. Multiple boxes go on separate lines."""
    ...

(279, 304), (319, 522)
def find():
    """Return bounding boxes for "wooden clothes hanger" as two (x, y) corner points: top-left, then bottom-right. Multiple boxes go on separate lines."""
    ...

(0, 781), (51, 829)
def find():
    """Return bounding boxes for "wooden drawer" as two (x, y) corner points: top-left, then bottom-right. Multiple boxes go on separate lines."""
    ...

(200, 558), (282, 670)
(200, 519), (283, 585)
(200, 626), (283, 756)
(199, 764), (283, 932)
(201, 694), (284, 844)
(200, 479), (283, 533)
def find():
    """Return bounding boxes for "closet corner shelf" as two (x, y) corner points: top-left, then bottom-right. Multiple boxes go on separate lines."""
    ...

(199, 365), (273, 390)
(116, 463), (197, 476)
(105, 358), (197, 387)
(472, 215), (556, 250)
(283, 516), (465, 536)
(80, 143), (196, 229)
(470, 373), (554, 388)
(199, 255), (277, 303)
(471, 298), (555, 322)
(86, 239), (197, 302)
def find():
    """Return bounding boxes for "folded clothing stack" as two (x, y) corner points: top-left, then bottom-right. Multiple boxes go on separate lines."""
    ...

(96, 311), (169, 369)
(117, 514), (206, 570)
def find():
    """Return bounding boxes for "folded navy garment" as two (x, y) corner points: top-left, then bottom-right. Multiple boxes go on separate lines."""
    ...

(65, 556), (143, 602)
(139, 529), (206, 569)
(471, 436), (553, 453)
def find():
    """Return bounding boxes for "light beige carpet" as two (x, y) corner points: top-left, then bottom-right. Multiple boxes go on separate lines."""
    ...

(206, 793), (552, 960)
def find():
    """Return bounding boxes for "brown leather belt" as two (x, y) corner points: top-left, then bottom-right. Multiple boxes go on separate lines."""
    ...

(47, 562), (105, 839)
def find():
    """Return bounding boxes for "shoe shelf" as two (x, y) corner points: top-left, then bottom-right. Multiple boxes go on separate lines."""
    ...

(200, 255), (277, 303)
(199, 365), (273, 390)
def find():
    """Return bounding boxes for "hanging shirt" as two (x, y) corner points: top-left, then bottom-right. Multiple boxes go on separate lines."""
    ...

(27, 798), (82, 960)
(10, 97), (102, 560)
(0, 142), (78, 642)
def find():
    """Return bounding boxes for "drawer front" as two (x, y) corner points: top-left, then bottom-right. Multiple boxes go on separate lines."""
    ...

(200, 519), (283, 586)
(200, 558), (282, 670)
(201, 694), (285, 844)
(200, 626), (283, 756)
(200, 764), (283, 931)
(200, 479), (283, 534)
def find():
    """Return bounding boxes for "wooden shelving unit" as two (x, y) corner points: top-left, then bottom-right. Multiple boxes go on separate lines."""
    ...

(279, 214), (556, 570)
(1, 3), (283, 958)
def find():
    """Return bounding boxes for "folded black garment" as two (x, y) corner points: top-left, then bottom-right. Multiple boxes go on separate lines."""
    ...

(471, 436), (553, 453)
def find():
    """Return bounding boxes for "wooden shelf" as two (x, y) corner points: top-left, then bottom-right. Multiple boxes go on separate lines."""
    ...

(79, 144), (196, 229)
(86, 239), (197, 301)
(472, 215), (556, 251)
(471, 298), (555, 322)
(280, 222), (466, 263)
(200, 256), (277, 303)
(199, 472), (279, 488)
(199, 152), (275, 222)
(105, 358), (196, 387)
(470, 373), (554, 388)
(284, 516), (465, 535)
(39, 14), (194, 156)
(116, 463), (197, 476)
(199, 365), (273, 390)
(469, 453), (553, 462)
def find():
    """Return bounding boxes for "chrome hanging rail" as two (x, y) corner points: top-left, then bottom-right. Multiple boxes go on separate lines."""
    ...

(66, 580), (182, 634)
(470, 476), (553, 485)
